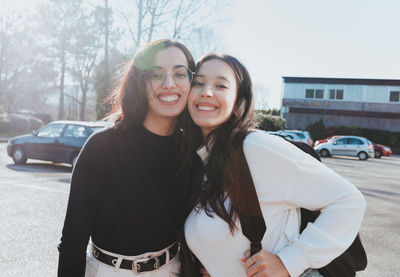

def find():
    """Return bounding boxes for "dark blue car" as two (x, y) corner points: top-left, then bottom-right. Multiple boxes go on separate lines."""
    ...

(7, 120), (112, 166)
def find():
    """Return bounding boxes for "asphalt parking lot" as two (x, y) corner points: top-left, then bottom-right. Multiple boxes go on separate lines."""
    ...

(0, 143), (399, 276)
(321, 155), (400, 277)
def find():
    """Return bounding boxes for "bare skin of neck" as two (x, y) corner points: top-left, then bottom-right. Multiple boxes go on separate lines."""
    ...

(142, 112), (177, 136)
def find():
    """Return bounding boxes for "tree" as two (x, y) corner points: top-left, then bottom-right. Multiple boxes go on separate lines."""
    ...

(0, 8), (26, 113)
(116, 0), (226, 54)
(0, 7), (55, 114)
(36, 0), (84, 120)
(69, 8), (103, 120)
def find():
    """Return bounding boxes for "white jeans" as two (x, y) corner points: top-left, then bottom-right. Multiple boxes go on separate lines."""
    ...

(85, 243), (180, 277)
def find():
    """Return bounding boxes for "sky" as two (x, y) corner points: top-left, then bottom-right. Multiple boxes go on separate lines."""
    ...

(3, 0), (400, 109)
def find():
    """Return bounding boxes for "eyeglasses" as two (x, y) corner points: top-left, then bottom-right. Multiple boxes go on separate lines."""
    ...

(145, 67), (195, 86)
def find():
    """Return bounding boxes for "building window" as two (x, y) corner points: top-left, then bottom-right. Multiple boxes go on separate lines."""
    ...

(329, 89), (344, 100)
(305, 89), (324, 99)
(305, 89), (314, 98)
(390, 91), (399, 102)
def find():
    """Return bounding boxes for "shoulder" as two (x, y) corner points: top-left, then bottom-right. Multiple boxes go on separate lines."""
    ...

(243, 130), (305, 164)
(83, 127), (113, 149)
(77, 127), (116, 163)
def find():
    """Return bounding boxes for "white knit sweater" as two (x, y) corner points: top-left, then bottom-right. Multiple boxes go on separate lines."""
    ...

(184, 131), (366, 277)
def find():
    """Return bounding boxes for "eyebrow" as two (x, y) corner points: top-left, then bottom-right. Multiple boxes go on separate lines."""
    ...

(152, 65), (187, 70)
(194, 74), (231, 83)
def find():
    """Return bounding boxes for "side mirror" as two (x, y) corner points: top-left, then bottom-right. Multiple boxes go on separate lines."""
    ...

(32, 130), (37, 136)
(332, 141), (337, 145)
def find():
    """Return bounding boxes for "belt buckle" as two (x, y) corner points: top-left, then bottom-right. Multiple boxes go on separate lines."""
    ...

(153, 257), (160, 270)
(132, 256), (160, 274)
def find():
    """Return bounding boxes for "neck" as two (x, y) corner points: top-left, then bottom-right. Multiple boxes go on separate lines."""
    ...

(201, 127), (213, 140)
(143, 112), (177, 136)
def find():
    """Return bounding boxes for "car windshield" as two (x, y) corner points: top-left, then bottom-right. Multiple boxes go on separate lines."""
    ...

(90, 126), (105, 133)
(289, 132), (305, 139)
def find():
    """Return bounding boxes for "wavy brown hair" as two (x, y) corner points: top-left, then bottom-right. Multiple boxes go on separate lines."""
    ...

(106, 39), (195, 129)
(182, 54), (255, 232)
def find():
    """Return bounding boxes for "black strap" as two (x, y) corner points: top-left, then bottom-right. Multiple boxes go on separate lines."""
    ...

(233, 146), (267, 255)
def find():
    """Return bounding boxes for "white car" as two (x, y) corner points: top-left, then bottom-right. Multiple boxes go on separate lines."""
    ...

(277, 130), (314, 146)
(265, 131), (301, 142)
(314, 135), (374, 160)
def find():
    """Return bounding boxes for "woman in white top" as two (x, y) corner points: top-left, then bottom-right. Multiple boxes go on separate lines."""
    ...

(182, 54), (366, 277)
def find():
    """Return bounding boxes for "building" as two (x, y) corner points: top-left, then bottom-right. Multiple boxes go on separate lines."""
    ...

(281, 77), (400, 131)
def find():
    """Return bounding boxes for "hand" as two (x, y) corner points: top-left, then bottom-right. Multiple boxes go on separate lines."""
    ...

(241, 250), (289, 277)
(199, 266), (211, 277)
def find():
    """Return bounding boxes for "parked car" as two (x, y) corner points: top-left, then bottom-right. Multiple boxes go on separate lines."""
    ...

(314, 135), (374, 160)
(277, 130), (314, 146)
(373, 143), (392, 158)
(314, 135), (342, 147)
(266, 131), (301, 142)
(7, 120), (112, 166)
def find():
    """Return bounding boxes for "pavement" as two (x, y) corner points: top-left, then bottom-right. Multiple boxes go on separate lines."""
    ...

(0, 143), (400, 276)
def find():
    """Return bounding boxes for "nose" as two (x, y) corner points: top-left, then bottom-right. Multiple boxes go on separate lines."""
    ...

(162, 72), (176, 89)
(200, 85), (213, 97)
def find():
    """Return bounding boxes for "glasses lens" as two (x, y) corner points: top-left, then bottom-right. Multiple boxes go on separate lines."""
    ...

(150, 69), (165, 81)
(173, 68), (189, 80)
(148, 67), (192, 86)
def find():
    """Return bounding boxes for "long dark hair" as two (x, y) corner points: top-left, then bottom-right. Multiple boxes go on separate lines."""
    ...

(107, 39), (195, 129)
(183, 54), (255, 232)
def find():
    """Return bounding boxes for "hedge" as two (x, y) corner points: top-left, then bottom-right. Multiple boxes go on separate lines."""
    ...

(306, 119), (400, 150)
(255, 111), (287, 131)
(0, 113), (44, 134)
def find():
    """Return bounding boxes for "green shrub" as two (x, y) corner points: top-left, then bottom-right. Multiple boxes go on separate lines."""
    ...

(255, 111), (287, 131)
(0, 113), (44, 134)
(0, 115), (12, 133)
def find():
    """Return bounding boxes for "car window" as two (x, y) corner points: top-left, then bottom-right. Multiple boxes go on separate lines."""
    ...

(283, 131), (305, 139)
(37, 123), (64, 138)
(335, 138), (347, 145)
(89, 126), (105, 133)
(348, 138), (363, 145)
(64, 125), (88, 138)
(294, 133), (305, 139)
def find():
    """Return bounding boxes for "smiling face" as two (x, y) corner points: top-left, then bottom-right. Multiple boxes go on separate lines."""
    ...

(188, 59), (238, 137)
(145, 46), (191, 127)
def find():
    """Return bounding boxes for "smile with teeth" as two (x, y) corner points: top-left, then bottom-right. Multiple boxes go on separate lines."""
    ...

(159, 94), (179, 102)
(197, 104), (217, 111)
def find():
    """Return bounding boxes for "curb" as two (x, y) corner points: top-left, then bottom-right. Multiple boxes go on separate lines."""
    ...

(0, 138), (9, 143)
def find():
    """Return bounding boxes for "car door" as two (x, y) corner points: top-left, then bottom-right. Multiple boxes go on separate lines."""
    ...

(331, 138), (348, 155)
(29, 123), (65, 161)
(347, 138), (364, 156)
(56, 124), (90, 163)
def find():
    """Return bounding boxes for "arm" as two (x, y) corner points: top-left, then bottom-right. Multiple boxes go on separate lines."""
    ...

(243, 132), (366, 277)
(57, 132), (108, 277)
(276, 153), (366, 276)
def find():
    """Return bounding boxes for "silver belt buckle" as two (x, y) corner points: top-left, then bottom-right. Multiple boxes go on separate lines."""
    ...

(132, 256), (160, 274)
(153, 256), (160, 270)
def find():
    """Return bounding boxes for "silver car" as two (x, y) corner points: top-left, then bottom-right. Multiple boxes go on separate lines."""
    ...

(314, 135), (374, 160)
(277, 130), (314, 146)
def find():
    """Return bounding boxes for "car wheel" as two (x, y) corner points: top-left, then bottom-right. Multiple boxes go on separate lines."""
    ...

(358, 151), (368, 160)
(374, 150), (382, 159)
(319, 149), (330, 157)
(12, 146), (27, 165)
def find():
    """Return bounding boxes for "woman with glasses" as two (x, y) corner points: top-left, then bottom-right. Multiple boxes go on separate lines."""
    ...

(58, 39), (196, 277)
(181, 54), (366, 277)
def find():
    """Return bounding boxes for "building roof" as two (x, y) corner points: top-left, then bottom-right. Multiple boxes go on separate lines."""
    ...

(282, 76), (400, 86)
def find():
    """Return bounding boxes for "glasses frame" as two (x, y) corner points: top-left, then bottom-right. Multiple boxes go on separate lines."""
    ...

(143, 66), (195, 84)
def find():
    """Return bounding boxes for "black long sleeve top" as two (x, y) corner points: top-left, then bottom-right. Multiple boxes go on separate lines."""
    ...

(58, 124), (190, 276)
